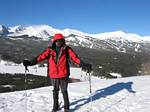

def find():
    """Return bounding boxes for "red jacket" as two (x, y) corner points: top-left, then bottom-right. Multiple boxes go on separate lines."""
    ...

(36, 45), (81, 78)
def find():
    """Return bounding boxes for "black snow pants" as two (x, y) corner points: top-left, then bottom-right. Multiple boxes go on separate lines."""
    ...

(51, 77), (69, 111)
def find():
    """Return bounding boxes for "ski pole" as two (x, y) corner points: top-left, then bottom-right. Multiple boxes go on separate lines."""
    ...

(89, 72), (92, 94)
(25, 65), (28, 91)
(24, 64), (29, 112)
(87, 71), (92, 111)
(81, 68), (82, 78)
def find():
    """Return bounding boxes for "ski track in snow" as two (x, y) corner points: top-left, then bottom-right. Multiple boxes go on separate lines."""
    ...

(0, 65), (150, 112)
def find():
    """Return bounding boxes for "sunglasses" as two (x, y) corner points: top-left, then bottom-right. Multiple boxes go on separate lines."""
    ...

(56, 39), (64, 42)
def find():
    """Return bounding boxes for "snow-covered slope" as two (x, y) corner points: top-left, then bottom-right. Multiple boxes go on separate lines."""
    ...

(1, 24), (150, 53)
(0, 64), (150, 112)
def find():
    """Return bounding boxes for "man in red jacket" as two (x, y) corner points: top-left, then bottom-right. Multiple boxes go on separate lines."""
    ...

(23, 33), (92, 112)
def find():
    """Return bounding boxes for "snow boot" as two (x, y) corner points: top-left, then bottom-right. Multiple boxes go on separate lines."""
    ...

(51, 110), (57, 112)
(64, 109), (70, 112)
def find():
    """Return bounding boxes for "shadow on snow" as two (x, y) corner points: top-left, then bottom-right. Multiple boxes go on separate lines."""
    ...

(70, 81), (136, 111)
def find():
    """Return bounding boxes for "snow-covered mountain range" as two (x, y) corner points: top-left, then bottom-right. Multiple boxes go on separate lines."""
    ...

(1, 24), (150, 53)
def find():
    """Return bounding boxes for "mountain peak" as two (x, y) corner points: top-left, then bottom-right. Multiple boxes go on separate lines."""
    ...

(27, 25), (53, 29)
(10, 25), (26, 32)
(0, 25), (9, 35)
(112, 30), (125, 34)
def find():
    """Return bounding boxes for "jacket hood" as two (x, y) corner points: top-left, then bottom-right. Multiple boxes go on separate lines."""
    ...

(51, 33), (65, 43)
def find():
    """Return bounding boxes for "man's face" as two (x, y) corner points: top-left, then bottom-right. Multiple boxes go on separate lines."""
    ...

(55, 39), (64, 47)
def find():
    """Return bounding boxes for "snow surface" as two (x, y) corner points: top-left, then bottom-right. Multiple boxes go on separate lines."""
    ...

(109, 73), (122, 78)
(0, 64), (150, 112)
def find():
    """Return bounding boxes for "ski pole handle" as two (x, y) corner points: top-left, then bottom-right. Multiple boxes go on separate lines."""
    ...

(23, 59), (30, 72)
(25, 66), (28, 71)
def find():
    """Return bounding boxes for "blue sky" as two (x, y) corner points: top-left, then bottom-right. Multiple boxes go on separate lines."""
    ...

(0, 0), (150, 36)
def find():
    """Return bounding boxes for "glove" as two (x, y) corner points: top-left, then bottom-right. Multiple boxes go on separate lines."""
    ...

(81, 62), (92, 73)
(23, 58), (37, 67)
(23, 59), (32, 67)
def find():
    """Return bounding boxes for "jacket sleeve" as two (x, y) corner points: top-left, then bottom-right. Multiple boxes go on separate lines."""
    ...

(36, 48), (52, 62)
(67, 47), (81, 65)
